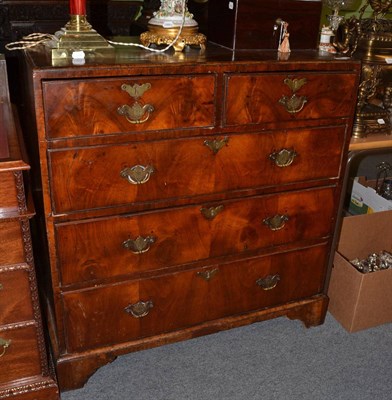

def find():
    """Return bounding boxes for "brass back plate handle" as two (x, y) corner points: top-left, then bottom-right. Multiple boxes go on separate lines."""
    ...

(120, 165), (154, 185)
(0, 338), (11, 358)
(256, 274), (281, 291)
(269, 148), (297, 168)
(200, 205), (224, 220)
(263, 214), (289, 231)
(197, 268), (219, 281)
(279, 77), (308, 114)
(124, 300), (153, 318)
(279, 94), (307, 114)
(122, 235), (156, 254)
(118, 83), (154, 124)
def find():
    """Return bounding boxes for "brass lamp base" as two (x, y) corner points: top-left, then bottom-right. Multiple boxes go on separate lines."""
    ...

(140, 24), (206, 52)
(50, 15), (113, 61)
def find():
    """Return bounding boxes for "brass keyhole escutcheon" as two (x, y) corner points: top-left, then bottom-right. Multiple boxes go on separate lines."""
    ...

(204, 137), (229, 154)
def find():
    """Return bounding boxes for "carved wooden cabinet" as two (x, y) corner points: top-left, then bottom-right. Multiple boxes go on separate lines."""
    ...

(0, 55), (59, 400)
(20, 45), (360, 391)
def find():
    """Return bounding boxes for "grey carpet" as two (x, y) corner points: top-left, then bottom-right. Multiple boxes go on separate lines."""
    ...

(61, 313), (392, 400)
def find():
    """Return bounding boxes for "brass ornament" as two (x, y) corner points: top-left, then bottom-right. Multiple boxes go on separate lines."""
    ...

(140, 25), (206, 52)
(333, 0), (392, 137)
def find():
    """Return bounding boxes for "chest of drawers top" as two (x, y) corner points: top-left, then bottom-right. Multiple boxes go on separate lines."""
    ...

(24, 45), (361, 217)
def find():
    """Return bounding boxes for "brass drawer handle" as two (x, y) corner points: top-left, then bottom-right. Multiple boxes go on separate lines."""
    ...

(120, 165), (154, 184)
(0, 338), (11, 358)
(117, 83), (154, 124)
(122, 235), (156, 254)
(269, 148), (297, 168)
(197, 268), (219, 281)
(117, 103), (154, 124)
(279, 77), (308, 114)
(200, 205), (224, 220)
(124, 300), (153, 318)
(256, 274), (281, 291)
(263, 214), (289, 231)
(204, 137), (229, 154)
(279, 94), (307, 114)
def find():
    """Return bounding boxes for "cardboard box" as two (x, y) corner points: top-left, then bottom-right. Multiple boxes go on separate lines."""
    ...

(328, 211), (392, 332)
(349, 176), (392, 215)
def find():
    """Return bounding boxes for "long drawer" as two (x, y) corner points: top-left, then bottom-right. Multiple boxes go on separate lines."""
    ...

(62, 244), (328, 352)
(0, 265), (34, 325)
(49, 126), (346, 213)
(42, 75), (216, 139)
(0, 325), (42, 385)
(56, 186), (336, 286)
(224, 72), (358, 126)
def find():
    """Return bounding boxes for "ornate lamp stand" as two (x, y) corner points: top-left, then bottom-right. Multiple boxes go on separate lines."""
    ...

(140, 0), (206, 51)
(51, 0), (113, 60)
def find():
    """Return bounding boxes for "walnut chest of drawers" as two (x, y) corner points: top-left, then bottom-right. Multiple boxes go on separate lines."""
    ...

(0, 56), (59, 399)
(20, 45), (360, 391)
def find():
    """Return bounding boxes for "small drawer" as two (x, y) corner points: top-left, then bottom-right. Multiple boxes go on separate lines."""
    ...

(0, 325), (42, 384)
(0, 265), (35, 325)
(224, 72), (358, 126)
(49, 126), (346, 213)
(42, 75), (216, 139)
(56, 186), (336, 285)
(0, 220), (25, 265)
(0, 171), (26, 213)
(62, 244), (328, 352)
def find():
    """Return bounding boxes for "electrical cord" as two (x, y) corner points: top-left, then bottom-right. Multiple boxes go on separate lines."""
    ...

(5, 0), (187, 53)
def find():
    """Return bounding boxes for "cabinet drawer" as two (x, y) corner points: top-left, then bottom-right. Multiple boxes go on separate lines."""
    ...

(0, 171), (20, 212)
(0, 265), (34, 325)
(0, 325), (42, 384)
(224, 72), (357, 126)
(49, 126), (346, 213)
(42, 75), (216, 139)
(0, 220), (25, 265)
(56, 186), (336, 285)
(62, 244), (328, 352)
